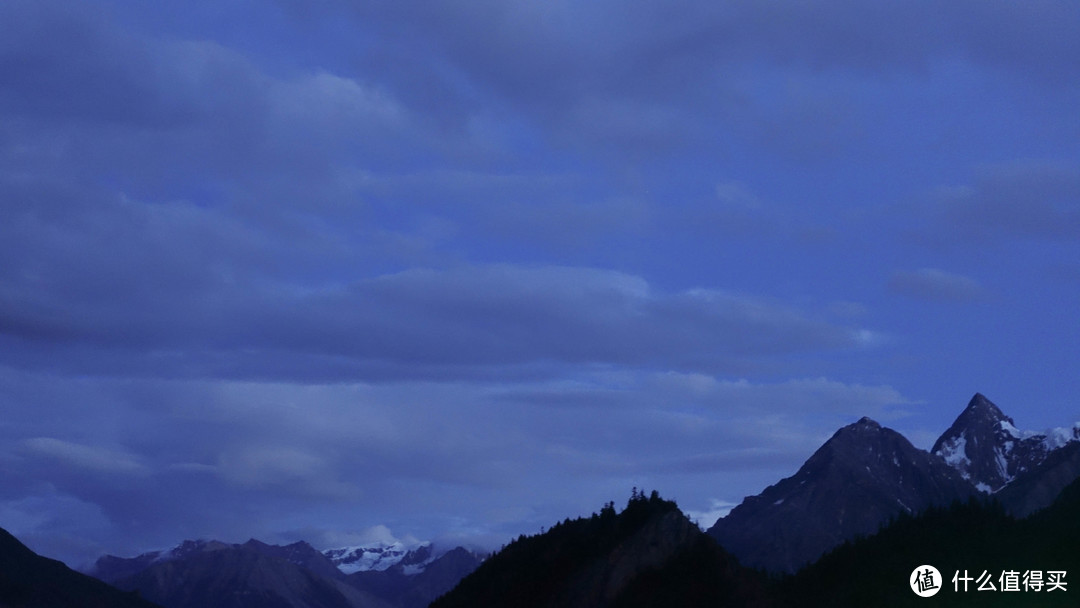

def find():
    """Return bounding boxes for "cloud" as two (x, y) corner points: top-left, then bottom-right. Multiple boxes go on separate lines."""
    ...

(20, 438), (149, 476)
(0, 363), (916, 566)
(315, 0), (1080, 159)
(0, 1), (182, 127)
(931, 161), (1080, 241)
(0, 0), (450, 236)
(888, 268), (986, 302)
(215, 447), (356, 498)
(683, 499), (737, 529)
(277, 524), (422, 552)
(0, 259), (873, 381)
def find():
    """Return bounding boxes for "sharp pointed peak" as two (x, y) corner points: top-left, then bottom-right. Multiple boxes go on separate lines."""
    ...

(931, 392), (1017, 455)
(960, 393), (1009, 422)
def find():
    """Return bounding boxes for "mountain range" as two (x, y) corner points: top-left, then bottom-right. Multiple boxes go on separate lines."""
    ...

(436, 477), (1080, 607)
(435, 393), (1079, 606)
(4, 391), (1077, 607)
(707, 393), (1080, 573)
(89, 538), (484, 608)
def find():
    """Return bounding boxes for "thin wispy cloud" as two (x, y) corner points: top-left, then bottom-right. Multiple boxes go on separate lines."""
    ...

(889, 268), (986, 303)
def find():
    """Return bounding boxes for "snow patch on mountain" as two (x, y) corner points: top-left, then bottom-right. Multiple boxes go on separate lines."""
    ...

(999, 419), (1022, 438)
(994, 450), (1009, 481)
(323, 540), (432, 575)
(1042, 423), (1080, 451)
(937, 435), (970, 478)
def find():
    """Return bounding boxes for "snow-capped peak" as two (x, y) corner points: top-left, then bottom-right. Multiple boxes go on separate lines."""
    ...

(932, 394), (1079, 494)
(323, 540), (432, 575)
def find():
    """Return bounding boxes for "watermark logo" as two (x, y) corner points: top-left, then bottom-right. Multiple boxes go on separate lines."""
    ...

(911, 565), (942, 597)
(952, 569), (1067, 593)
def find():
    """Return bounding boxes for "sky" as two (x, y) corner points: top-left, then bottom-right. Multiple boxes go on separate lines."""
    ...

(2, 0), (1079, 569)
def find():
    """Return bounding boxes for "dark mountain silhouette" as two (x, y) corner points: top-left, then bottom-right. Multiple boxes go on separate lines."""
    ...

(429, 477), (1080, 607)
(431, 490), (772, 608)
(0, 525), (161, 608)
(707, 416), (974, 573)
(782, 475), (1080, 606)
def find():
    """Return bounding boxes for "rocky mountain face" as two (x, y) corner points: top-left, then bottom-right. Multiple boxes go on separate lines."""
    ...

(0, 525), (161, 608)
(707, 417), (974, 573)
(91, 538), (482, 608)
(931, 393), (1079, 493)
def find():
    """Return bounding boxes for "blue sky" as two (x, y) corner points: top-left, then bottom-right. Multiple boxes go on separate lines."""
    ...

(2, 0), (1079, 568)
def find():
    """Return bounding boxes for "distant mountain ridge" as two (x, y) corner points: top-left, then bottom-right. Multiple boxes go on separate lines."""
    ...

(92, 539), (341, 584)
(707, 393), (1080, 573)
(91, 537), (483, 608)
(47, 391), (1080, 604)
